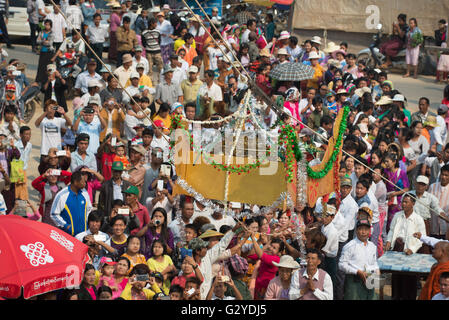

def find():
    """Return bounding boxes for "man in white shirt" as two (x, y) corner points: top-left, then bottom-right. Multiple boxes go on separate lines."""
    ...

(428, 164), (449, 238)
(160, 53), (187, 86)
(319, 204), (339, 294)
(66, 0), (83, 33)
(192, 200), (213, 221)
(168, 199), (194, 246)
(289, 249), (333, 300)
(86, 13), (108, 73)
(434, 104), (448, 152)
(74, 59), (101, 95)
(45, 3), (67, 50)
(122, 71), (150, 104)
(385, 193), (426, 300)
(197, 70), (223, 112)
(132, 45), (150, 75)
(16, 126), (32, 171)
(124, 97), (144, 141)
(240, 19), (256, 44)
(75, 211), (110, 243)
(411, 175), (444, 243)
(339, 219), (379, 300)
(35, 100), (72, 156)
(207, 201), (236, 231)
(150, 122), (170, 162)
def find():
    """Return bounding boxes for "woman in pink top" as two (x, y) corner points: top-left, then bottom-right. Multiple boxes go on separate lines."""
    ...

(109, 5), (122, 61)
(247, 234), (284, 300)
(283, 87), (301, 128)
(105, 256), (130, 299)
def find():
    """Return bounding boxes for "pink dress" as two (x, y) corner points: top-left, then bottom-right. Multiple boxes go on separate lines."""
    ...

(102, 276), (129, 300)
(247, 253), (280, 300)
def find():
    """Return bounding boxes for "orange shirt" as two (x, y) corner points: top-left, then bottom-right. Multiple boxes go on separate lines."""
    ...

(113, 155), (130, 170)
(177, 44), (197, 66)
(422, 128), (431, 144)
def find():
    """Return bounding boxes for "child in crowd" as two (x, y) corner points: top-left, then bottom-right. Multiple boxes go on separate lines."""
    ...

(121, 235), (147, 273)
(113, 142), (130, 170)
(171, 255), (204, 289)
(131, 124), (145, 145)
(147, 239), (177, 293)
(326, 92), (338, 117)
(98, 257), (117, 288)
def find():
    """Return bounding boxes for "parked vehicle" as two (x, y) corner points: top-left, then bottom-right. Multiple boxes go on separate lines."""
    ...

(357, 23), (436, 75)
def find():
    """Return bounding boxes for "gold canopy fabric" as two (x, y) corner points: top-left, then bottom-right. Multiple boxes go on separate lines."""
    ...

(173, 107), (346, 207)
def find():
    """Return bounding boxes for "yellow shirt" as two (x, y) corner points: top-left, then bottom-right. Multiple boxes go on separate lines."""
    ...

(121, 253), (147, 273)
(307, 64), (325, 89)
(152, 114), (172, 134)
(147, 255), (174, 292)
(174, 38), (196, 53)
(119, 282), (161, 300)
(181, 79), (203, 104)
(125, 74), (153, 88)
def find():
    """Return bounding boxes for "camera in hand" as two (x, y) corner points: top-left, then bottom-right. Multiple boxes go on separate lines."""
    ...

(154, 219), (161, 226)
(136, 274), (149, 282)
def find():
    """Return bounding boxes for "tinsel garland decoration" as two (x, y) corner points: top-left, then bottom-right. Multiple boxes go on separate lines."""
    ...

(176, 177), (235, 217)
(176, 176), (294, 220)
(306, 106), (350, 179)
(296, 156), (308, 208)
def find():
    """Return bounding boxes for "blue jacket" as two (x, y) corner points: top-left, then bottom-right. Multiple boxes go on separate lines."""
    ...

(50, 185), (92, 236)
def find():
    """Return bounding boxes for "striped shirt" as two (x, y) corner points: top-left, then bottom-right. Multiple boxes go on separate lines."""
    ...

(428, 182), (449, 235)
(0, 0), (7, 16)
(142, 28), (161, 53)
(50, 185), (92, 236)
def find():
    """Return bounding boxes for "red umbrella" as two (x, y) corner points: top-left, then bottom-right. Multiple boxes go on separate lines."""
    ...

(0, 215), (89, 299)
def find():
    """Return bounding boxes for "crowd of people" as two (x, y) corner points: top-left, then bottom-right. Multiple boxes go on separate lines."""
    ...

(1, 1), (449, 301)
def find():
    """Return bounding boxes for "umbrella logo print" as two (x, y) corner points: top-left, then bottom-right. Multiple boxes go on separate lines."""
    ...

(20, 242), (54, 267)
(50, 230), (74, 252)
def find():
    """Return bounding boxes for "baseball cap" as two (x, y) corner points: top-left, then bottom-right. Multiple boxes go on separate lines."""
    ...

(162, 65), (174, 74)
(47, 64), (57, 72)
(112, 161), (124, 171)
(88, 79), (100, 88)
(416, 175), (429, 185)
(188, 65), (198, 73)
(88, 95), (101, 106)
(134, 45), (143, 52)
(438, 104), (449, 115)
(100, 257), (117, 268)
(123, 185), (139, 196)
(130, 144), (146, 156)
(356, 219), (371, 228)
(130, 71), (140, 79)
(99, 64), (112, 73)
(136, 62), (145, 69)
(87, 58), (97, 65)
(162, 4), (170, 9)
(340, 176), (352, 187)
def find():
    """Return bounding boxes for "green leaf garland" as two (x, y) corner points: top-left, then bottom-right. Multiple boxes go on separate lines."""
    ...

(279, 106), (350, 182)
